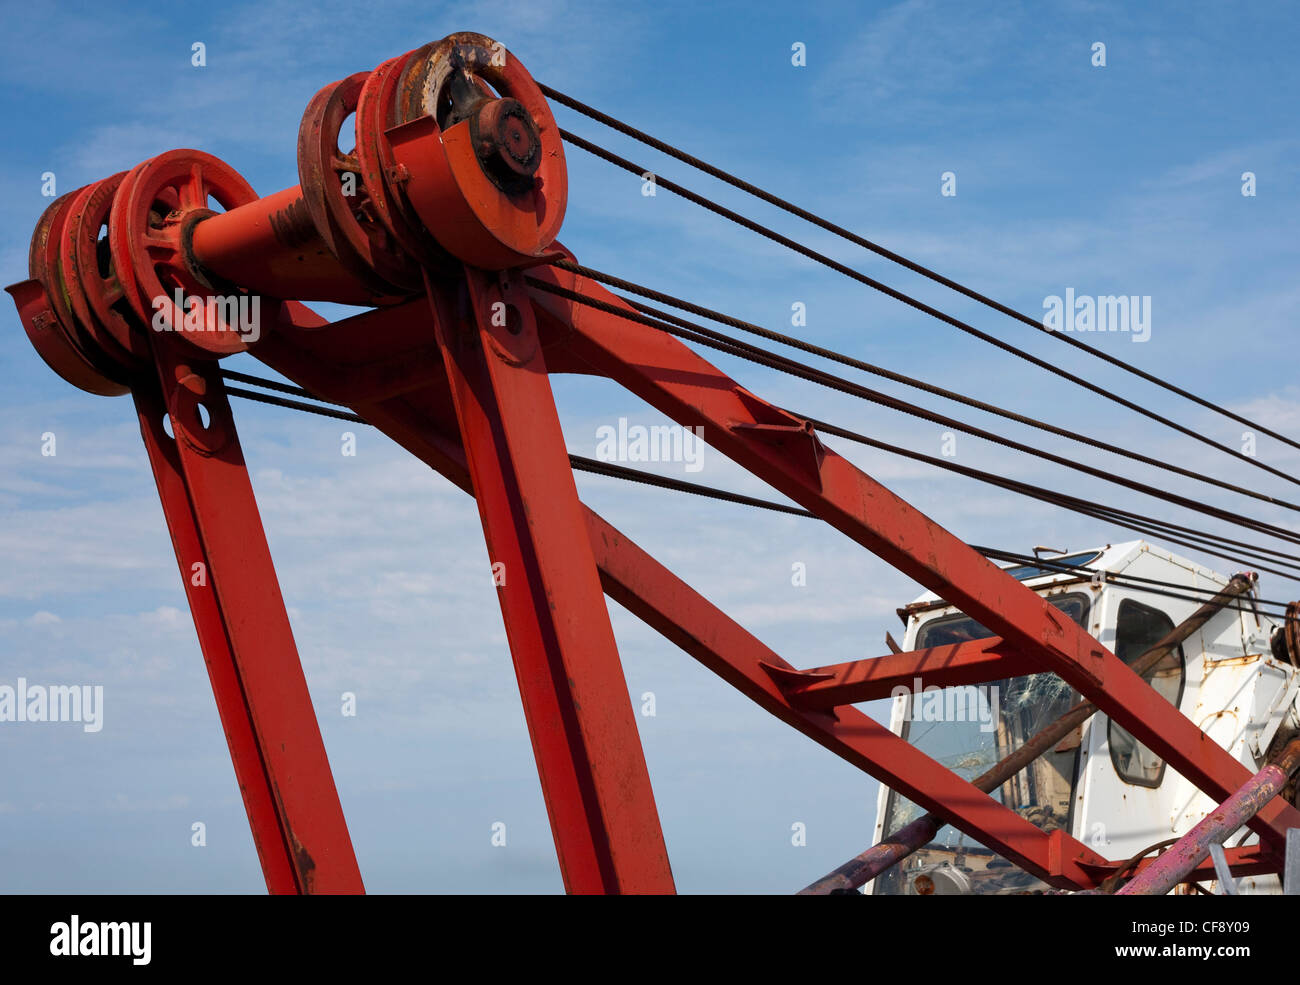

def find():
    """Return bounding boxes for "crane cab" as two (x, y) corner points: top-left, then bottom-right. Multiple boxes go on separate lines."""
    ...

(868, 540), (1300, 895)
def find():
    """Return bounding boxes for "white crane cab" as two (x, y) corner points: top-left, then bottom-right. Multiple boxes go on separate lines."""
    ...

(868, 540), (1300, 895)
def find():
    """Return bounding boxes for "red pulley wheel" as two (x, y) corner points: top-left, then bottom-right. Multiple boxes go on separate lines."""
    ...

(110, 150), (259, 357)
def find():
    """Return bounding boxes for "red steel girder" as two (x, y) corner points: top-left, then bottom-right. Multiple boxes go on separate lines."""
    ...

(137, 337), (363, 894)
(427, 270), (674, 894)
(779, 637), (1036, 712)
(525, 265), (1300, 850)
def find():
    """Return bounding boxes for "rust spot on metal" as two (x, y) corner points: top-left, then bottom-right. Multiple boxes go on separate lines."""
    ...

(291, 836), (317, 892)
(268, 195), (320, 249)
(1206, 653), (1263, 669)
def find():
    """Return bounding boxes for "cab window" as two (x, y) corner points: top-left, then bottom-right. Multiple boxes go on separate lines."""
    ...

(1107, 599), (1185, 787)
(874, 593), (1089, 894)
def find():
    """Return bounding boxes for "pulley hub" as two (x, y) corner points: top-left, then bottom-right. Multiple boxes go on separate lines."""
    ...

(472, 97), (542, 188)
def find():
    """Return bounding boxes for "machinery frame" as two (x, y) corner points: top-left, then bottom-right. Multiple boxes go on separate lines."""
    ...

(10, 32), (1299, 894)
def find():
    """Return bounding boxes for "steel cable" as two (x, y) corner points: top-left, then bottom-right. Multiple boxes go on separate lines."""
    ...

(555, 129), (1300, 491)
(525, 277), (1300, 564)
(541, 83), (1300, 454)
(553, 259), (1300, 517)
(219, 373), (1300, 591)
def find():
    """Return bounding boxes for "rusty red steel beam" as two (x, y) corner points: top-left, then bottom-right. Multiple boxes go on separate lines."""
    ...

(1118, 737), (1300, 895)
(245, 298), (1112, 889)
(1060, 844), (1280, 894)
(525, 265), (1300, 849)
(425, 268), (674, 893)
(133, 383), (302, 894)
(781, 637), (1037, 712)
(136, 338), (364, 894)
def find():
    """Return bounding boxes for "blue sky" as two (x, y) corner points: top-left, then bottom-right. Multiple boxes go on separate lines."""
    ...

(1, 0), (1298, 893)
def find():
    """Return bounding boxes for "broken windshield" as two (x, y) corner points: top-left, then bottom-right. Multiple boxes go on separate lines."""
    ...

(874, 593), (1089, 895)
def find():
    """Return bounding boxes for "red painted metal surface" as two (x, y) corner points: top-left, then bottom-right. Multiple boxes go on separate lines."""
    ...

(132, 382), (299, 893)
(389, 33), (567, 270)
(137, 339), (364, 893)
(11, 191), (130, 395)
(297, 71), (421, 296)
(780, 637), (1036, 711)
(110, 151), (259, 356)
(10, 30), (1300, 895)
(428, 267), (673, 892)
(59, 172), (146, 376)
(188, 185), (380, 306)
